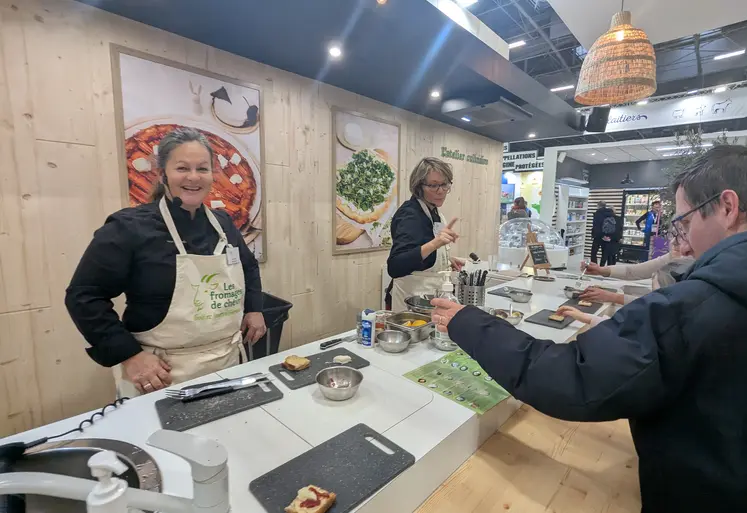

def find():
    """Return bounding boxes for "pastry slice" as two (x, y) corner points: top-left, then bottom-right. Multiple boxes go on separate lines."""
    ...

(282, 355), (311, 371)
(548, 314), (565, 322)
(285, 485), (336, 513)
(578, 300), (593, 307)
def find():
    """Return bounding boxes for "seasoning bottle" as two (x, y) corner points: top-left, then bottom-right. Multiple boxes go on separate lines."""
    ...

(433, 272), (459, 351)
(361, 309), (376, 348)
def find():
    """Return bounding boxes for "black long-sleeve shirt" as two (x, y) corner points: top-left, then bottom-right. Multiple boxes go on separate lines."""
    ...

(447, 231), (747, 512)
(387, 196), (440, 279)
(65, 199), (262, 368)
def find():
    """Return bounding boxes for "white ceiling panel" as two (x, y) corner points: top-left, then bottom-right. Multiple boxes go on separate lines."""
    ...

(547, 0), (747, 49)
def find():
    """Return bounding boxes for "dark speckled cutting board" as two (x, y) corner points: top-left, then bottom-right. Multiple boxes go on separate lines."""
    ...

(154, 379), (283, 431)
(249, 423), (414, 513)
(524, 309), (575, 329)
(268, 347), (370, 390)
(559, 298), (604, 314)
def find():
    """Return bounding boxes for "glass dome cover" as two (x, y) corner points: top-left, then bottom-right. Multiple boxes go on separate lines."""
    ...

(498, 218), (564, 249)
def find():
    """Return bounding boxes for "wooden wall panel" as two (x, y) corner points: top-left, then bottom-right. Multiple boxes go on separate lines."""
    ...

(0, 0), (503, 436)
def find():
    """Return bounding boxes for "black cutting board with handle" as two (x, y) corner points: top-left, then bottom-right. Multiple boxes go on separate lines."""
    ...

(524, 309), (575, 329)
(154, 378), (283, 431)
(559, 298), (604, 315)
(487, 286), (531, 299)
(250, 423), (414, 513)
(268, 347), (370, 390)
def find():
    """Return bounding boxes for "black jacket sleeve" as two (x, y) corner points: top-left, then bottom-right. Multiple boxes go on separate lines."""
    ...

(217, 211), (263, 313)
(65, 215), (143, 367)
(448, 289), (695, 422)
(636, 212), (648, 230)
(591, 211), (602, 239)
(614, 215), (624, 243)
(387, 207), (436, 279)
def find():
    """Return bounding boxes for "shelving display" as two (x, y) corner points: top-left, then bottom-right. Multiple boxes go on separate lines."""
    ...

(556, 186), (589, 267)
(619, 189), (661, 262)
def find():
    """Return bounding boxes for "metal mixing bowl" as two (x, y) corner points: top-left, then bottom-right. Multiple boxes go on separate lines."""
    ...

(376, 330), (411, 353)
(564, 286), (583, 299)
(509, 290), (533, 303)
(315, 366), (363, 401)
(495, 309), (524, 325)
(404, 295), (436, 315)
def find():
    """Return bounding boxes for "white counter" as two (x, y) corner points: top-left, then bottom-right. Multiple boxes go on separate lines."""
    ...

(2, 275), (626, 512)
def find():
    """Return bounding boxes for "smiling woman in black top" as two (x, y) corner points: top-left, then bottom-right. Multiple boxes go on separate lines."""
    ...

(65, 127), (265, 395)
(387, 157), (463, 311)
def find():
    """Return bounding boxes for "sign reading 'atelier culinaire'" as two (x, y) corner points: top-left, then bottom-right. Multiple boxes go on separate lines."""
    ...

(441, 147), (489, 165)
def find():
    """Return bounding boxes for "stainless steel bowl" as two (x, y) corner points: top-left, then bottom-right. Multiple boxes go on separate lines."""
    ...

(509, 290), (533, 303)
(564, 286), (583, 299)
(495, 309), (524, 325)
(315, 366), (363, 401)
(376, 330), (411, 353)
(404, 295), (436, 315)
(386, 312), (434, 342)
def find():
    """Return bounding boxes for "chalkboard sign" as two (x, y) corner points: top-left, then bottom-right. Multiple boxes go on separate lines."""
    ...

(527, 243), (551, 269)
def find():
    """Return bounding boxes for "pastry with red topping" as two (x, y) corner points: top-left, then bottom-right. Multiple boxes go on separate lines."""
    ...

(284, 485), (336, 513)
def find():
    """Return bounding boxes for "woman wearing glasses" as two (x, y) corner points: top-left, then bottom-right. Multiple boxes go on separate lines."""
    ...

(387, 157), (463, 311)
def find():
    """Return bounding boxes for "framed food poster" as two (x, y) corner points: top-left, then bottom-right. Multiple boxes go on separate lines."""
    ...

(111, 45), (266, 261)
(332, 108), (400, 255)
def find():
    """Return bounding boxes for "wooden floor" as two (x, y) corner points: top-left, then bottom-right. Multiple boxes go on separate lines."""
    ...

(416, 406), (641, 513)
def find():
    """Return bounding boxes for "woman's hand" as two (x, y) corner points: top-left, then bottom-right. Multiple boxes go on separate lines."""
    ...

(450, 257), (465, 271)
(580, 287), (624, 305)
(431, 298), (466, 333)
(122, 352), (172, 394)
(242, 312), (267, 345)
(556, 306), (593, 325)
(432, 218), (460, 249)
(581, 261), (607, 276)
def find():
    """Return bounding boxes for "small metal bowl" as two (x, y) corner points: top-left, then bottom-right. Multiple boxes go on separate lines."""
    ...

(315, 366), (363, 401)
(495, 309), (524, 325)
(509, 290), (533, 303)
(564, 286), (584, 299)
(376, 330), (411, 353)
(404, 295), (436, 315)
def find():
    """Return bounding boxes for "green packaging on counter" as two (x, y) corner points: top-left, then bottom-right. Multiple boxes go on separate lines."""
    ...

(404, 350), (510, 415)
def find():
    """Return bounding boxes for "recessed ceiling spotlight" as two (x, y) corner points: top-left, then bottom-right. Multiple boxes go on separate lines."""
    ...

(328, 44), (342, 59)
(376, 0), (387, 4)
(687, 90), (698, 94)
(508, 40), (526, 49)
(456, 0), (478, 6)
(604, 158), (608, 161)
(637, 100), (649, 105)
(430, 89), (441, 99)
(461, 116), (471, 122)
(714, 86), (727, 93)
(550, 85), (575, 92)
(590, 153), (596, 156)
(528, 133), (536, 138)
(714, 49), (745, 61)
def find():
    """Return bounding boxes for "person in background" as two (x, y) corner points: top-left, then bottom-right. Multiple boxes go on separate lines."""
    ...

(431, 145), (747, 511)
(387, 157), (463, 312)
(66, 127), (265, 396)
(561, 257), (695, 325)
(590, 201), (617, 264)
(579, 237), (693, 304)
(508, 196), (531, 219)
(636, 199), (662, 254)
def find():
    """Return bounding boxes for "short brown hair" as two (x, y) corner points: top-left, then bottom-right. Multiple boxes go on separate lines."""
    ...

(409, 157), (454, 199)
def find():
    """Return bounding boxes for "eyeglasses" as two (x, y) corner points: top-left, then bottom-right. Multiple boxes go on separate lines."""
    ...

(422, 182), (452, 193)
(670, 192), (721, 244)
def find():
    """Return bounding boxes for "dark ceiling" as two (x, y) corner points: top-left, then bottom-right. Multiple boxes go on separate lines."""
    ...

(75, 0), (584, 143)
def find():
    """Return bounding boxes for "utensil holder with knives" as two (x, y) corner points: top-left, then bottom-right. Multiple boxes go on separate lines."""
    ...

(457, 284), (486, 307)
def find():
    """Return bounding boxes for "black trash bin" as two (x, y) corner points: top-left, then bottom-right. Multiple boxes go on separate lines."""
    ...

(247, 292), (292, 360)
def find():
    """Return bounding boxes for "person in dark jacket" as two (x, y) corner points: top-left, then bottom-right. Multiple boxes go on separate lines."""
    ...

(636, 199), (662, 256)
(386, 157), (463, 311)
(590, 201), (617, 264)
(431, 145), (747, 512)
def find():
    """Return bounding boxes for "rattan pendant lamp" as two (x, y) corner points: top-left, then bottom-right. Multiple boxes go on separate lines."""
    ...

(574, 0), (657, 105)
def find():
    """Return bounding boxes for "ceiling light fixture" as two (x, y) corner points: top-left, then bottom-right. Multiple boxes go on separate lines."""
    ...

(430, 89), (441, 99)
(637, 100), (648, 105)
(687, 90), (698, 95)
(575, 6), (656, 106)
(508, 40), (526, 49)
(714, 86), (727, 93)
(376, 0), (388, 4)
(656, 143), (713, 152)
(456, 0), (478, 7)
(590, 153), (596, 156)
(550, 85), (575, 92)
(604, 158), (609, 161)
(714, 49), (745, 61)
(328, 45), (342, 59)
(461, 116), (471, 122)
(528, 133), (536, 138)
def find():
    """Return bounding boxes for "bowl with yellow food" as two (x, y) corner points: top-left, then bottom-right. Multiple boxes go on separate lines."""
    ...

(385, 312), (434, 342)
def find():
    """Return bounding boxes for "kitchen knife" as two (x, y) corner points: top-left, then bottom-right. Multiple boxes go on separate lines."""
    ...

(320, 335), (356, 350)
